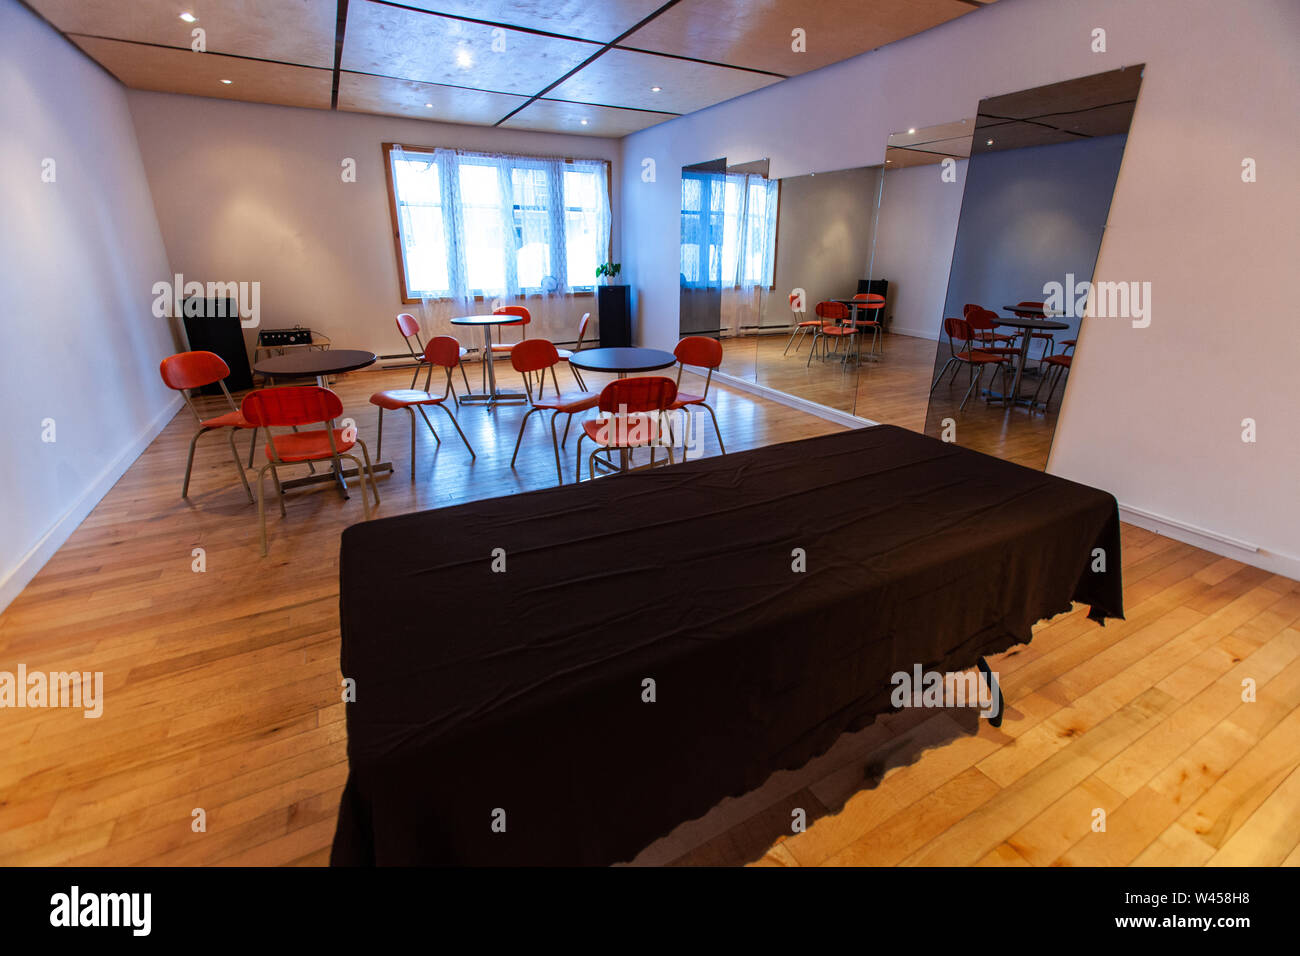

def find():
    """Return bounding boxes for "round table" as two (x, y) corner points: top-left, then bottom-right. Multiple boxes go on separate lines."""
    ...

(567, 347), (676, 379)
(253, 348), (377, 386)
(831, 299), (886, 362)
(990, 317), (1069, 407)
(250, 348), (392, 492)
(449, 314), (529, 407)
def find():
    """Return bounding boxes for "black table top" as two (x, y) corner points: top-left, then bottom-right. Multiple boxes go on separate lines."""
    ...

(995, 317), (1069, 331)
(252, 348), (376, 377)
(1004, 304), (1049, 316)
(567, 347), (676, 374)
(449, 313), (524, 326)
(832, 298), (884, 307)
(331, 424), (1123, 865)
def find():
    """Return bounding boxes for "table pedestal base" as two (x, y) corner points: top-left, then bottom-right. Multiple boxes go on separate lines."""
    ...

(279, 461), (393, 495)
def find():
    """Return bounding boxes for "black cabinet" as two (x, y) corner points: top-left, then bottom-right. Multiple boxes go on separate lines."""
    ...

(597, 284), (632, 348)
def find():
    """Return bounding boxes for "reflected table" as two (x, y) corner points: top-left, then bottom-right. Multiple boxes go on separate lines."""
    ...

(989, 317), (1069, 408)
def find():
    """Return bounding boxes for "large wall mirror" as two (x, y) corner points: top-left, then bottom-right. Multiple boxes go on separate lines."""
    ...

(922, 66), (1144, 469)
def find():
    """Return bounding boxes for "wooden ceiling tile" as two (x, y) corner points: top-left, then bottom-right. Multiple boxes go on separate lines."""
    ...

(621, 0), (981, 76)
(26, 0), (338, 68)
(341, 1), (599, 96)
(500, 98), (675, 137)
(337, 72), (530, 125)
(71, 37), (333, 109)
(390, 0), (667, 44)
(547, 48), (781, 114)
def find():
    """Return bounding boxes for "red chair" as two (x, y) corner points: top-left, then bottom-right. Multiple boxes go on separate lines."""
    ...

(508, 339), (599, 484)
(241, 386), (379, 556)
(1033, 339), (1076, 410)
(369, 335), (475, 478)
(1009, 300), (1055, 363)
(849, 292), (885, 357)
(668, 336), (726, 455)
(783, 293), (822, 355)
(490, 305), (532, 391)
(963, 303), (1017, 347)
(396, 313), (471, 397)
(575, 377), (677, 481)
(807, 301), (855, 366)
(929, 317), (1014, 410)
(159, 350), (255, 503)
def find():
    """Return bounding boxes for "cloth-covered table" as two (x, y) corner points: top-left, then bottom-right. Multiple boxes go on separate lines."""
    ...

(331, 425), (1123, 865)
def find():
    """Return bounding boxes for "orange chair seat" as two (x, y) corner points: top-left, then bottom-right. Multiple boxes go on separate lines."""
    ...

(533, 391), (599, 413)
(369, 389), (446, 410)
(489, 343), (517, 352)
(956, 351), (1008, 364)
(820, 326), (857, 337)
(200, 409), (253, 430)
(669, 392), (706, 408)
(1059, 338), (1077, 347)
(582, 416), (662, 448)
(976, 346), (1021, 357)
(266, 428), (356, 463)
(796, 319), (822, 328)
(1041, 354), (1072, 368)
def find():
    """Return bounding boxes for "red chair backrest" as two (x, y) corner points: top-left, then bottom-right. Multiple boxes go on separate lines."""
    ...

(674, 336), (723, 370)
(510, 338), (559, 374)
(852, 293), (886, 309)
(160, 351), (231, 392)
(962, 303), (980, 318)
(423, 335), (462, 369)
(943, 317), (974, 343)
(576, 312), (591, 347)
(241, 386), (343, 428)
(493, 306), (531, 326)
(1012, 300), (1045, 316)
(815, 301), (849, 321)
(396, 313), (420, 338)
(598, 376), (676, 414)
(965, 307), (1000, 332)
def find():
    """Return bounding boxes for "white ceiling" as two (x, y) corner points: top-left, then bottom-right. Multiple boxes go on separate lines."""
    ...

(26, 0), (998, 138)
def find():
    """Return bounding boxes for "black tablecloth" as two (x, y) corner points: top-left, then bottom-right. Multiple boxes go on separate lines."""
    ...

(331, 425), (1123, 866)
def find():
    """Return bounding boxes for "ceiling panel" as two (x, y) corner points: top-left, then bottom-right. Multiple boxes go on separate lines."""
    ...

(341, 0), (598, 96)
(337, 72), (529, 125)
(500, 98), (674, 137)
(546, 48), (781, 114)
(71, 36), (333, 109)
(391, 0), (667, 44)
(621, 0), (984, 76)
(27, 0), (338, 68)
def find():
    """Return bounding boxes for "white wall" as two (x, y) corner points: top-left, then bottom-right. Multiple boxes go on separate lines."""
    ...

(0, 0), (180, 612)
(126, 92), (622, 357)
(620, 0), (1300, 574)
(873, 160), (967, 339)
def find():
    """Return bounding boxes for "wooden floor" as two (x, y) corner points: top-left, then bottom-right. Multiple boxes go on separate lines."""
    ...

(722, 331), (1060, 469)
(1, 359), (1296, 867)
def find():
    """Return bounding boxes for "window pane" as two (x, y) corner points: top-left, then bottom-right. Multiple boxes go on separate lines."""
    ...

(564, 169), (600, 289)
(513, 167), (551, 291)
(459, 163), (507, 293)
(393, 157), (449, 296)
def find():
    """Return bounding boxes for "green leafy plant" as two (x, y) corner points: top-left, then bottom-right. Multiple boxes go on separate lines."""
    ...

(596, 261), (622, 281)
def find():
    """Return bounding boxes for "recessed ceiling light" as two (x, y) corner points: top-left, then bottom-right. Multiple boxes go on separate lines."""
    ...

(425, 103), (433, 108)
(907, 128), (916, 134)
(651, 86), (662, 92)
(986, 139), (994, 145)
(580, 118), (589, 126)
(220, 79), (232, 85)
(455, 49), (473, 68)
(179, 12), (197, 23)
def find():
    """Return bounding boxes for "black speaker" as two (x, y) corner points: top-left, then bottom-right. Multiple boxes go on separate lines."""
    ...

(856, 278), (889, 298)
(258, 327), (313, 347)
(597, 284), (632, 348)
(181, 297), (254, 394)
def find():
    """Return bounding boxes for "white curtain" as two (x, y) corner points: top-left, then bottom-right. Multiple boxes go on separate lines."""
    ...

(720, 173), (778, 336)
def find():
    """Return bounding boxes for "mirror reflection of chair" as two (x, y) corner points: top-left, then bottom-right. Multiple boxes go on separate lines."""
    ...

(849, 292), (886, 358)
(964, 307), (1022, 363)
(783, 293), (822, 355)
(807, 301), (854, 367)
(576, 377), (678, 481)
(1032, 339), (1076, 411)
(930, 317), (1015, 410)
(1009, 301), (1056, 366)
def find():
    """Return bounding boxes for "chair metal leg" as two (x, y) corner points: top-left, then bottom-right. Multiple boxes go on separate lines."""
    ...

(340, 454), (372, 520)
(548, 412), (564, 485)
(225, 428), (254, 503)
(406, 407), (417, 480)
(352, 438), (380, 506)
(960, 365), (985, 410)
(561, 412), (574, 448)
(782, 325), (800, 356)
(416, 405), (440, 444)
(930, 358), (958, 394)
(181, 427), (204, 498)
(375, 407), (384, 462)
(575, 433), (586, 483)
(511, 407), (541, 467)
(256, 463), (272, 557)
(699, 401), (725, 454)
(435, 402), (475, 458)
(570, 363), (586, 391)
(269, 463), (287, 516)
(246, 426), (258, 468)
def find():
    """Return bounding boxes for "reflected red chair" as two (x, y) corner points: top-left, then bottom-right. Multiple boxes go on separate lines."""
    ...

(1033, 339), (1076, 410)
(241, 386), (379, 556)
(575, 376), (677, 481)
(490, 305), (532, 391)
(508, 339), (599, 484)
(668, 336), (726, 455)
(964, 307), (1022, 361)
(849, 292), (885, 357)
(370, 335), (475, 479)
(159, 350), (255, 503)
(930, 317), (1014, 410)
(1009, 300), (1055, 363)
(963, 303), (1017, 347)
(807, 301), (854, 366)
(396, 313), (471, 397)
(784, 293), (821, 355)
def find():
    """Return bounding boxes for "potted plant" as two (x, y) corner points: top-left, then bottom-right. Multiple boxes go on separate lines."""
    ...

(596, 261), (622, 285)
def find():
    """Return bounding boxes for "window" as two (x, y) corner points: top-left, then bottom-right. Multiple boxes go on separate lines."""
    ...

(722, 174), (779, 289)
(386, 145), (611, 302)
